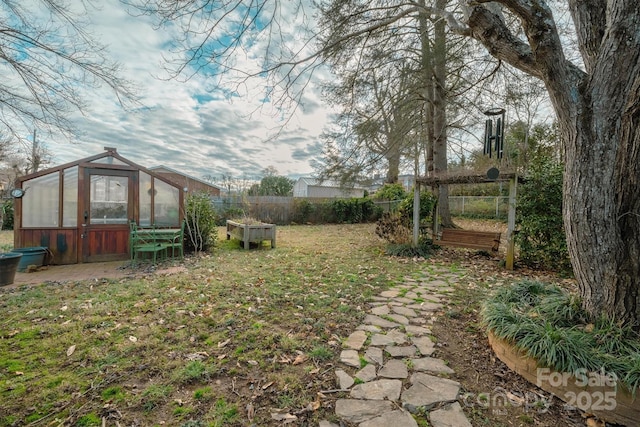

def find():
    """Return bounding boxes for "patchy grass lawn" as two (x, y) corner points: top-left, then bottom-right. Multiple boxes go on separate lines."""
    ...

(0, 224), (432, 426)
(0, 230), (12, 251)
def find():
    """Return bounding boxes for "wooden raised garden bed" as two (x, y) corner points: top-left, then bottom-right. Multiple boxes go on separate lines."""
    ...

(488, 331), (639, 426)
(226, 220), (276, 250)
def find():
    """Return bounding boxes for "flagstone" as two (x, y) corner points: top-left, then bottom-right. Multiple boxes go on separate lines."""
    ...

(340, 349), (361, 367)
(378, 359), (408, 379)
(335, 399), (394, 423)
(350, 379), (402, 400)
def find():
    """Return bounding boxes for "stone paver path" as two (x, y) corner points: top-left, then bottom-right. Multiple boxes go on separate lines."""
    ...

(319, 268), (472, 427)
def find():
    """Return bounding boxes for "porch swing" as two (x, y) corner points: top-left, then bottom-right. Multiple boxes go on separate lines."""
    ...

(415, 108), (519, 269)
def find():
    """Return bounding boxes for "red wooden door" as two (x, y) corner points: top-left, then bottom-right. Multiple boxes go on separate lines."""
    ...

(81, 168), (137, 262)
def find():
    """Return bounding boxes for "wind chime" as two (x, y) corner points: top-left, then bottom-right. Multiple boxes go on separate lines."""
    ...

(483, 107), (506, 180)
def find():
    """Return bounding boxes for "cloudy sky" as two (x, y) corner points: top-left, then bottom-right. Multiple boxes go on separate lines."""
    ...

(40, 0), (331, 182)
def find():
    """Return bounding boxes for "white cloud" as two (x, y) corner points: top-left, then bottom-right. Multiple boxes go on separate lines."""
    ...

(42, 0), (331, 181)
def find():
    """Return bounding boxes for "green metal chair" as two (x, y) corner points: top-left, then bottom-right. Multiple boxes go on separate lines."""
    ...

(164, 220), (185, 259)
(131, 224), (167, 265)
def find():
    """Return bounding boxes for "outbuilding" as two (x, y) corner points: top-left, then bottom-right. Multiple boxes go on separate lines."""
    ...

(12, 147), (184, 264)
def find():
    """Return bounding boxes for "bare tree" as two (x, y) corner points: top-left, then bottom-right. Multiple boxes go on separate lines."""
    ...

(129, 0), (640, 324)
(318, 60), (421, 186)
(1, 1), (136, 145)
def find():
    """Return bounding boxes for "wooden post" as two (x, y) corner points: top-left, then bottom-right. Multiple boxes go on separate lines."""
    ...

(412, 183), (420, 247)
(505, 178), (517, 270)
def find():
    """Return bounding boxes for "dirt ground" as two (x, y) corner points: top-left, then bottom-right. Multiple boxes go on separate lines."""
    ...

(429, 218), (614, 426)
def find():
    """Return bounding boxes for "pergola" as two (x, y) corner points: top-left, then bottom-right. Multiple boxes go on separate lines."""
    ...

(414, 171), (519, 269)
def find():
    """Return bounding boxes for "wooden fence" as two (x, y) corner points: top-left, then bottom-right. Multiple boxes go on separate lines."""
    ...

(210, 195), (508, 225)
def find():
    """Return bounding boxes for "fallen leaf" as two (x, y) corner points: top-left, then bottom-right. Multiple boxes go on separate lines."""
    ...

(217, 339), (231, 348)
(279, 355), (292, 364)
(271, 412), (297, 421)
(246, 403), (255, 421)
(15, 371), (24, 376)
(66, 345), (76, 356)
(505, 391), (524, 405)
(247, 360), (258, 366)
(586, 418), (605, 427)
(307, 400), (321, 411)
(262, 381), (274, 390)
(128, 336), (138, 343)
(60, 305), (68, 311)
(292, 354), (308, 365)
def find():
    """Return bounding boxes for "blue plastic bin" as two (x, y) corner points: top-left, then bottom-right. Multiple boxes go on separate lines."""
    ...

(12, 247), (48, 272)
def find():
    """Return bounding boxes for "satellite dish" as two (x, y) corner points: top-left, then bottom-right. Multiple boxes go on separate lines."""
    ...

(487, 167), (500, 180)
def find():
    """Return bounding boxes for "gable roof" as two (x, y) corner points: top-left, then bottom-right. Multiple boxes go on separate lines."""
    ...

(297, 177), (366, 189)
(149, 165), (221, 190)
(16, 147), (181, 191)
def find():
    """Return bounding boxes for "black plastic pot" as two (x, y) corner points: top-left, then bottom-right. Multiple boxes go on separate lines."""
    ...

(0, 252), (23, 286)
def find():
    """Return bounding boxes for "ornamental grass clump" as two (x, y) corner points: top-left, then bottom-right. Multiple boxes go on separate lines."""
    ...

(482, 281), (640, 392)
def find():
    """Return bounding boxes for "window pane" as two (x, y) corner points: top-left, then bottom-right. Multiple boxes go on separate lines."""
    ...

(90, 156), (127, 165)
(154, 179), (180, 227)
(90, 175), (128, 224)
(62, 167), (78, 227)
(139, 172), (152, 226)
(23, 173), (60, 227)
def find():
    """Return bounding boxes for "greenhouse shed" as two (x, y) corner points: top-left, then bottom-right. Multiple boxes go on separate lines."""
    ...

(12, 147), (184, 264)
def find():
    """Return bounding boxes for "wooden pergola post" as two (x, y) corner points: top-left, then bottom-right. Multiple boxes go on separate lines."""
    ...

(413, 183), (420, 247)
(505, 177), (517, 270)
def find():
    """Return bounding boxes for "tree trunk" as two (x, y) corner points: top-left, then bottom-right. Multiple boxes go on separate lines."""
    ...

(464, 1), (640, 325)
(385, 147), (401, 184)
(418, 3), (435, 179)
(432, 0), (454, 228)
(560, 54), (640, 326)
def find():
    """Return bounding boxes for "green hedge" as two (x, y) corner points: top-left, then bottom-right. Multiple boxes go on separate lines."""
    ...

(515, 155), (571, 272)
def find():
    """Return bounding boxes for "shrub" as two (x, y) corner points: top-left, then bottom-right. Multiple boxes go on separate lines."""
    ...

(516, 154), (571, 272)
(375, 212), (411, 244)
(398, 190), (438, 223)
(375, 190), (437, 251)
(2, 200), (13, 230)
(385, 240), (434, 258)
(329, 198), (381, 223)
(184, 192), (218, 253)
(482, 281), (640, 391)
(292, 198), (314, 224)
(373, 183), (407, 201)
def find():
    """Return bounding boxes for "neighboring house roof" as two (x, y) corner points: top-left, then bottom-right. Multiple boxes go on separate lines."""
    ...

(296, 177), (365, 189)
(149, 165), (221, 191)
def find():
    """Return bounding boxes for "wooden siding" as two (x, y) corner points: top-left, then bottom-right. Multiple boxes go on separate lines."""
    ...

(84, 227), (130, 263)
(18, 229), (78, 265)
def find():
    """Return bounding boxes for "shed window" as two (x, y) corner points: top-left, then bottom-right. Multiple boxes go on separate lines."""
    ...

(22, 173), (60, 227)
(89, 175), (128, 224)
(139, 171), (152, 226)
(63, 167), (78, 227)
(154, 179), (180, 227)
